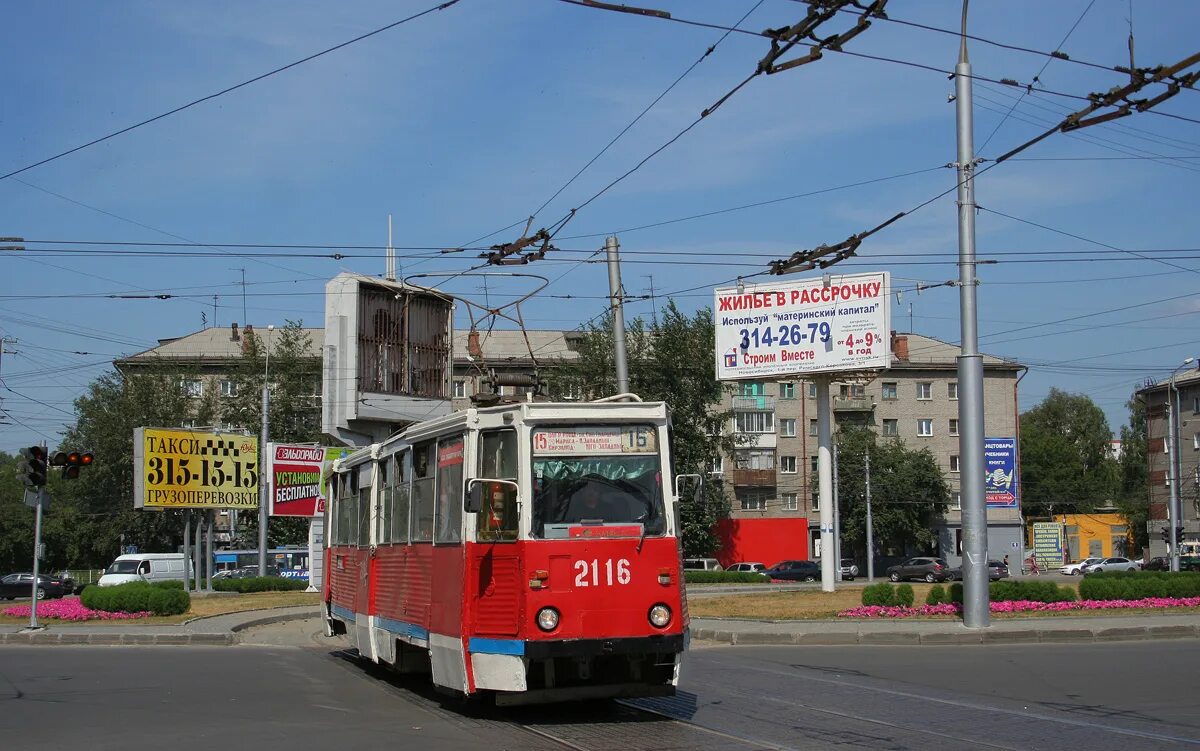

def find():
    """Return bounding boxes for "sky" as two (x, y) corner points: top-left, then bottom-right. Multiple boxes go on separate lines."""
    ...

(2, 0), (1199, 453)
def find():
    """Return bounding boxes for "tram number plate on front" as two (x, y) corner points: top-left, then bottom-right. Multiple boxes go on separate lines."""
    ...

(574, 558), (631, 587)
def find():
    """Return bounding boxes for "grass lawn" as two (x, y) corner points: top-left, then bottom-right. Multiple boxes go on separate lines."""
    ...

(0, 591), (321, 626)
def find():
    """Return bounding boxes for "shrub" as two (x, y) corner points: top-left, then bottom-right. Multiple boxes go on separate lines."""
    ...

(948, 582), (964, 604)
(1079, 571), (1200, 601)
(153, 579), (186, 590)
(862, 582), (897, 607)
(895, 583), (914, 607)
(212, 576), (308, 593)
(926, 584), (947, 606)
(82, 582), (190, 615)
(990, 580), (1076, 603)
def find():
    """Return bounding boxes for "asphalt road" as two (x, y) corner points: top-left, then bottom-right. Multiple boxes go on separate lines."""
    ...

(3, 622), (1197, 751)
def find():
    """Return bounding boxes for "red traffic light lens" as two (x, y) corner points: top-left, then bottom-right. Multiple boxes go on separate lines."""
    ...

(65, 466), (80, 480)
(80, 453), (94, 465)
(67, 452), (81, 465)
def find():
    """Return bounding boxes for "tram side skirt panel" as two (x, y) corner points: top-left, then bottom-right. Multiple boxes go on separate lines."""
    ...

(429, 544), (468, 694)
(468, 545), (526, 692)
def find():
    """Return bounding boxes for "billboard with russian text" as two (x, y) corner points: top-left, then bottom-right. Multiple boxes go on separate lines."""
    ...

(984, 437), (1019, 508)
(267, 444), (351, 517)
(134, 428), (258, 509)
(714, 272), (890, 379)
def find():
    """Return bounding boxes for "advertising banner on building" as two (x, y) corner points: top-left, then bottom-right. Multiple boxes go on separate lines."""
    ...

(134, 428), (258, 509)
(984, 437), (1019, 508)
(267, 444), (352, 517)
(714, 272), (891, 380)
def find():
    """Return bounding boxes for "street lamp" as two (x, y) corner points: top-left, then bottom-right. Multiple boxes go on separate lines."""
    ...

(1168, 357), (1195, 572)
(258, 325), (275, 576)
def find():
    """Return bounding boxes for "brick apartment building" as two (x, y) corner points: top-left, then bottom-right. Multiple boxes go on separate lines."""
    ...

(1138, 366), (1200, 556)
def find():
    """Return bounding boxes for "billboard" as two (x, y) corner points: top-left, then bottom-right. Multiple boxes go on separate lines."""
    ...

(714, 272), (890, 380)
(984, 437), (1019, 508)
(267, 444), (351, 517)
(134, 428), (258, 509)
(1032, 522), (1064, 570)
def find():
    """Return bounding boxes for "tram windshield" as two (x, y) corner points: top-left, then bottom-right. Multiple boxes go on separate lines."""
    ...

(530, 424), (665, 538)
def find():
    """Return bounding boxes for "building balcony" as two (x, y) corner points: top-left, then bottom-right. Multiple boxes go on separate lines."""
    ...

(733, 395), (776, 411)
(832, 396), (875, 412)
(730, 468), (776, 486)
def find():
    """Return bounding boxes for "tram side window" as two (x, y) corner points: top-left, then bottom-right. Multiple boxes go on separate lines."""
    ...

(436, 435), (464, 544)
(391, 450), (411, 544)
(411, 442), (435, 542)
(377, 460), (391, 543)
(335, 472), (357, 546)
(477, 430), (518, 542)
(357, 463), (372, 547)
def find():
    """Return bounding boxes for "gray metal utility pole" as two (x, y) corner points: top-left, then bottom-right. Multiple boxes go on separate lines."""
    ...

(816, 378), (835, 592)
(258, 325), (274, 576)
(833, 442), (842, 582)
(606, 236), (629, 394)
(865, 446), (875, 582)
(27, 443), (46, 630)
(955, 0), (989, 628)
(1167, 396), (1180, 571)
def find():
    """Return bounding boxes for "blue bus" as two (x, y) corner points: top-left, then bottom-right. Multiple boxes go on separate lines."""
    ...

(213, 547), (310, 579)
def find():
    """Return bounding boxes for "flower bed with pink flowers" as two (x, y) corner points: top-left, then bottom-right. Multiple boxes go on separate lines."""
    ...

(2, 598), (152, 621)
(839, 596), (1200, 619)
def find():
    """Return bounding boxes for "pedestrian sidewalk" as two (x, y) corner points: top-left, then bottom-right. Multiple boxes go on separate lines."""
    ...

(0, 605), (321, 646)
(690, 611), (1200, 645)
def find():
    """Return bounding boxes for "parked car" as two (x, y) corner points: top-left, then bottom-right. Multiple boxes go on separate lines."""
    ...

(1059, 557), (1104, 576)
(886, 557), (949, 583)
(945, 560), (1009, 581)
(726, 562), (766, 574)
(683, 558), (723, 572)
(764, 560), (822, 582)
(0, 572), (70, 600)
(1143, 556), (1170, 571)
(1082, 557), (1140, 574)
(840, 559), (859, 580)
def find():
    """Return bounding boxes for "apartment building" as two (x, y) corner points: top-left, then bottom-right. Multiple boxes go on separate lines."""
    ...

(712, 332), (1025, 568)
(1138, 366), (1200, 556)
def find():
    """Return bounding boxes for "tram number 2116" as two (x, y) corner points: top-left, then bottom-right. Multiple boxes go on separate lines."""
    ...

(575, 558), (632, 587)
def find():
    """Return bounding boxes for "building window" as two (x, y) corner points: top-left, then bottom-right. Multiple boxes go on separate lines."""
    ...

(808, 382), (818, 398)
(453, 379), (467, 398)
(738, 490), (768, 511)
(949, 418), (959, 436)
(738, 381), (766, 397)
(916, 382), (932, 400)
(735, 411), (774, 433)
(808, 419), (818, 437)
(1193, 396), (1200, 414)
(179, 378), (203, 398)
(917, 418), (933, 437)
(711, 456), (724, 474)
(810, 455), (818, 474)
(782, 493), (799, 511)
(882, 419), (899, 437)
(780, 456), (797, 474)
(950, 492), (961, 510)
(1194, 432), (1200, 450)
(839, 383), (865, 398)
(780, 418), (796, 437)
(950, 455), (960, 473)
(219, 380), (237, 398)
(780, 382), (796, 399)
(734, 450), (774, 470)
(948, 382), (958, 400)
(882, 382), (897, 400)
(810, 490), (820, 512)
(181, 419), (197, 429)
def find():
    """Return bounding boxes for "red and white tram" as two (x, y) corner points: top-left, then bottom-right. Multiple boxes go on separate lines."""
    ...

(323, 396), (695, 704)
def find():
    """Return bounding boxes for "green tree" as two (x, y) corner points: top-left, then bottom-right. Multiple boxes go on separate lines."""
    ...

(223, 321), (322, 547)
(1115, 393), (1149, 553)
(549, 302), (737, 556)
(0, 452), (36, 572)
(831, 426), (950, 561)
(1019, 388), (1119, 517)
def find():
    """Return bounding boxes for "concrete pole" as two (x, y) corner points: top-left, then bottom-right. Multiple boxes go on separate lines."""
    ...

(193, 511), (202, 593)
(816, 378), (835, 591)
(258, 326), (274, 576)
(955, 1), (990, 628)
(28, 483), (45, 630)
(1168, 378), (1181, 572)
(205, 510), (214, 591)
(865, 446), (875, 582)
(606, 236), (629, 394)
(183, 510), (192, 590)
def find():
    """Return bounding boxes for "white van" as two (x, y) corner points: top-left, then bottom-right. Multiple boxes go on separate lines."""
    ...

(98, 553), (192, 587)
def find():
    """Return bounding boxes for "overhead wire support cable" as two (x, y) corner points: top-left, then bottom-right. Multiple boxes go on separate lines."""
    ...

(0, 0), (461, 182)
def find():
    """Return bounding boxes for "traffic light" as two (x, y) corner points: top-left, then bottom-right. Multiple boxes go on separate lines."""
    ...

(18, 446), (48, 487)
(1162, 527), (1171, 543)
(50, 450), (94, 479)
(1177, 527), (1185, 544)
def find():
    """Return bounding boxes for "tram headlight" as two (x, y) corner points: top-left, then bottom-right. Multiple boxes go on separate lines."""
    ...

(648, 604), (671, 628)
(536, 607), (560, 632)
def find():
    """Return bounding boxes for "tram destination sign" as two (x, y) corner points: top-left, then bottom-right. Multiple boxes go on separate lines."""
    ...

(532, 426), (657, 455)
(714, 271), (891, 379)
(134, 427), (258, 509)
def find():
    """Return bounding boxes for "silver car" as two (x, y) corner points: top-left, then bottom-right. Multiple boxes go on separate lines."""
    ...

(1060, 557), (1103, 576)
(1082, 557), (1140, 574)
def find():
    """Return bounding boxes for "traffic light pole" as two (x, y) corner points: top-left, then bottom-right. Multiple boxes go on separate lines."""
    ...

(28, 441), (46, 630)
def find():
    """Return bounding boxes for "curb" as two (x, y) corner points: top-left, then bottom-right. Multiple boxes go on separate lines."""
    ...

(690, 623), (1200, 645)
(229, 608), (323, 634)
(0, 631), (233, 646)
